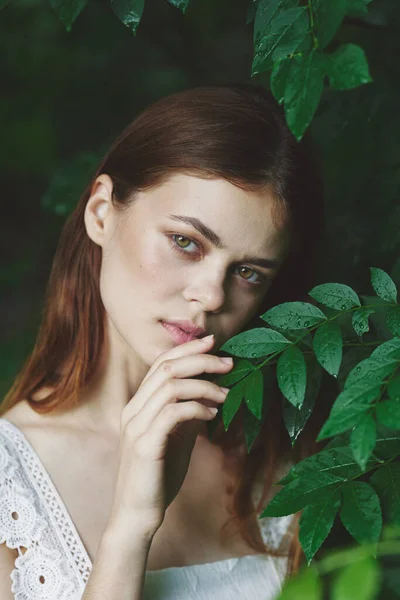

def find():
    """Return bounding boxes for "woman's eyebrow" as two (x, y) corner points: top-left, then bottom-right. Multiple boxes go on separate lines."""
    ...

(166, 213), (281, 270)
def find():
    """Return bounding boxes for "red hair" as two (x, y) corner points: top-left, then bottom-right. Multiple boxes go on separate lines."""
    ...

(1, 84), (327, 580)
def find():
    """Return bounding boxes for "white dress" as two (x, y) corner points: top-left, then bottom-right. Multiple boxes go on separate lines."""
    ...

(0, 418), (295, 600)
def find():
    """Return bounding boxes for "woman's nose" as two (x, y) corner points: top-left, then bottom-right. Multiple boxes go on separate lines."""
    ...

(183, 275), (226, 313)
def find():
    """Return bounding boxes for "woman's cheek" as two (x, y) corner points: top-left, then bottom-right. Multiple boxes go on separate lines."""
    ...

(139, 237), (183, 287)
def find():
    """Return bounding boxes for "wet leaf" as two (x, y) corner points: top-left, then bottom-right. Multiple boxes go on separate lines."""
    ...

(277, 345), (307, 408)
(220, 328), (291, 358)
(350, 412), (377, 470)
(312, 320), (343, 377)
(309, 283), (361, 310)
(261, 302), (326, 330)
(299, 488), (341, 563)
(340, 481), (382, 546)
(370, 267), (398, 304)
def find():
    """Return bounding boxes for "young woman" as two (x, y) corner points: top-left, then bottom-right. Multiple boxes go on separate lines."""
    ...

(0, 83), (325, 600)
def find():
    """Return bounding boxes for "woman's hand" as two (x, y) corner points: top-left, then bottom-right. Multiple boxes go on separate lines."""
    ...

(108, 334), (233, 537)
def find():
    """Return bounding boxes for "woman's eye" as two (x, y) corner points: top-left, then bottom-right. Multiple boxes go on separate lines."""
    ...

(236, 266), (263, 284)
(171, 234), (199, 254)
(168, 234), (267, 286)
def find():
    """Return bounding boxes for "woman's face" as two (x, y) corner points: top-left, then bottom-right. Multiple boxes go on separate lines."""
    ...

(86, 173), (291, 368)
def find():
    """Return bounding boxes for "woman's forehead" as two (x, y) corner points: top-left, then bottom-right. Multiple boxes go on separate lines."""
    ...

(123, 174), (291, 263)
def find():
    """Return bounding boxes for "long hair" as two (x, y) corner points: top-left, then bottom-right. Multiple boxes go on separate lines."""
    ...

(1, 84), (326, 579)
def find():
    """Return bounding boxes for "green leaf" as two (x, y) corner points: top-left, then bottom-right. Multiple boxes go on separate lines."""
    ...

(317, 386), (380, 439)
(0, 0), (12, 9)
(385, 305), (400, 337)
(271, 8), (310, 62)
(371, 337), (400, 360)
(110, 0), (144, 34)
(360, 295), (399, 342)
(289, 445), (372, 481)
(270, 57), (293, 105)
(370, 267), (398, 304)
(252, 3), (308, 75)
(243, 368), (264, 419)
(337, 346), (373, 391)
(312, 320), (343, 377)
(262, 473), (343, 516)
(344, 355), (399, 391)
(370, 463), (400, 525)
(326, 43), (372, 90)
(220, 328), (291, 358)
(222, 377), (246, 429)
(277, 345), (307, 408)
(352, 307), (375, 337)
(284, 50), (325, 141)
(323, 433), (351, 450)
(283, 358), (322, 445)
(339, 481), (382, 546)
(277, 565), (322, 600)
(374, 424), (400, 460)
(299, 488), (341, 563)
(350, 412), (377, 470)
(261, 301), (326, 330)
(376, 398), (400, 429)
(244, 401), (266, 453)
(215, 357), (254, 386)
(48, 0), (88, 30)
(313, 0), (347, 49)
(243, 371), (274, 452)
(309, 283), (361, 310)
(166, 0), (190, 13)
(332, 556), (380, 600)
(253, 0), (298, 46)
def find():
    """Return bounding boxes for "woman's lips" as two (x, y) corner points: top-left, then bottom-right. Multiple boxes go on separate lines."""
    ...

(161, 321), (199, 344)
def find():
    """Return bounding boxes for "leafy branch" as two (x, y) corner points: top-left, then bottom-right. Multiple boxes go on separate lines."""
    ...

(4, 0), (375, 141)
(210, 266), (400, 564)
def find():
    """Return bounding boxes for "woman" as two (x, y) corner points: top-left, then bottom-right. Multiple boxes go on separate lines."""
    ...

(0, 83), (325, 599)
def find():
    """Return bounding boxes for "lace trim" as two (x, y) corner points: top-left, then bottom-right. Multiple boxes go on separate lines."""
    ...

(0, 420), (91, 597)
(0, 417), (294, 595)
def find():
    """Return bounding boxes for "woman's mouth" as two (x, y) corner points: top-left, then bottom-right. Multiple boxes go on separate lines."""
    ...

(160, 321), (199, 344)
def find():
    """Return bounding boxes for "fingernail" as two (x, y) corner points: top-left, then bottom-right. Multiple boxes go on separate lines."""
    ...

(201, 334), (214, 343)
(221, 357), (233, 364)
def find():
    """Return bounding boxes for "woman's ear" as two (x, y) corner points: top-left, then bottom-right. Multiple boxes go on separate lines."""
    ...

(84, 174), (115, 247)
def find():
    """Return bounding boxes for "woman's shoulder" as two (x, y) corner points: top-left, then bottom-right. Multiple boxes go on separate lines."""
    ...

(1, 399), (38, 430)
(1, 386), (56, 428)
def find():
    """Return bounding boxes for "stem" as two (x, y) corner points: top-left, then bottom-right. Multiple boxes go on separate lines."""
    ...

(249, 300), (399, 375)
(307, 0), (319, 49)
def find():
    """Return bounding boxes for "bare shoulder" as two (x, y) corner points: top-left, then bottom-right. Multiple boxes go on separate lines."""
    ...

(1, 399), (41, 430)
(0, 394), (86, 467)
(1, 395), (119, 468)
(1, 387), (56, 428)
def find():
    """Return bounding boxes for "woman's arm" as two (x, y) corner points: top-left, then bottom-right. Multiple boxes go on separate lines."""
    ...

(81, 520), (155, 600)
